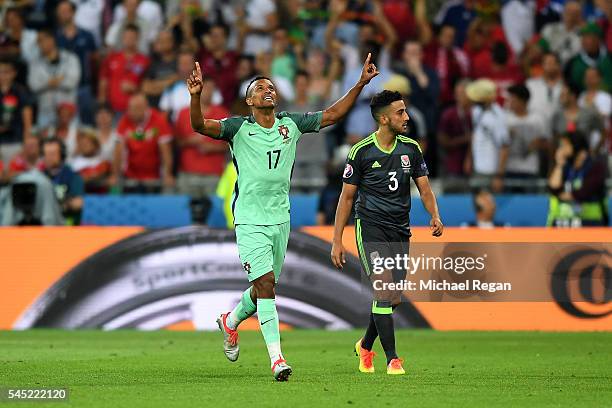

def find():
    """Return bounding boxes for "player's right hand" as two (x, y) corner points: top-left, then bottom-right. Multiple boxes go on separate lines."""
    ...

(187, 61), (203, 95)
(331, 240), (347, 269)
(359, 52), (380, 85)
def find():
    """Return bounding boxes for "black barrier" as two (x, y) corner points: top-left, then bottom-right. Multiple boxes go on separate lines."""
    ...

(15, 227), (430, 330)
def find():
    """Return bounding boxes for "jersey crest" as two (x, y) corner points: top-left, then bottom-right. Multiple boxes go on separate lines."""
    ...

(278, 125), (291, 143)
(401, 154), (410, 168)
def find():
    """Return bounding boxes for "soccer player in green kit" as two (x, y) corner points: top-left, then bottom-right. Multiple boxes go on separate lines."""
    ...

(187, 54), (380, 381)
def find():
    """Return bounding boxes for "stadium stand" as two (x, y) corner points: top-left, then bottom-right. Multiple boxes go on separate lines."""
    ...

(0, 0), (609, 228)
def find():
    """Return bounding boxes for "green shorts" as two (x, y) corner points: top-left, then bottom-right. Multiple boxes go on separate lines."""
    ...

(235, 222), (290, 282)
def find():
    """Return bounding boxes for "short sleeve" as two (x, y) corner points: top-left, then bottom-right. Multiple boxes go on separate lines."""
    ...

(219, 116), (246, 141)
(411, 148), (429, 179)
(286, 111), (323, 134)
(342, 148), (362, 185)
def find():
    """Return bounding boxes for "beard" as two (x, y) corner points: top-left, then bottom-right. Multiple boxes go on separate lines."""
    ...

(390, 122), (408, 135)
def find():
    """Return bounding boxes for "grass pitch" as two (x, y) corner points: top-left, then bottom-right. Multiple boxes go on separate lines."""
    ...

(0, 330), (610, 407)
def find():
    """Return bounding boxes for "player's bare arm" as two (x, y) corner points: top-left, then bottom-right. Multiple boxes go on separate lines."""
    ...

(320, 53), (380, 128)
(331, 183), (358, 269)
(188, 61), (222, 138)
(414, 176), (443, 237)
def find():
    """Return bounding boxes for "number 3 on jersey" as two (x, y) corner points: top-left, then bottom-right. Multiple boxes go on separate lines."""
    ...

(267, 150), (281, 169)
(388, 171), (398, 191)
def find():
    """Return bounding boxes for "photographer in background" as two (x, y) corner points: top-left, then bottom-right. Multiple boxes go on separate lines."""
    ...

(547, 132), (608, 227)
(41, 137), (84, 225)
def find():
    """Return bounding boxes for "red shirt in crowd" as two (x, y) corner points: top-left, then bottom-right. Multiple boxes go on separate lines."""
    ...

(100, 51), (150, 113)
(439, 105), (472, 175)
(465, 24), (511, 78)
(174, 105), (228, 176)
(117, 108), (172, 180)
(598, 18), (612, 53)
(197, 49), (239, 109)
(383, 0), (417, 51)
(8, 154), (42, 174)
(488, 64), (524, 105)
(75, 160), (111, 180)
(423, 41), (469, 104)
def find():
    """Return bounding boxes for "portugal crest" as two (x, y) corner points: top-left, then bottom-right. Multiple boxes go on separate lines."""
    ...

(278, 125), (290, 143)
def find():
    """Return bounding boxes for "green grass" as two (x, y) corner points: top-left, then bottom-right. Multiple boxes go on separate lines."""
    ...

(0, 330), (610, 407)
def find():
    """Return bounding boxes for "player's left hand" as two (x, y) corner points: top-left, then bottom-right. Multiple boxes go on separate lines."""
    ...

(359, 52), (380, 85)
(331, 240), (347, 269)
(430, 217), (443, 237)
(187, 62), (203, 95)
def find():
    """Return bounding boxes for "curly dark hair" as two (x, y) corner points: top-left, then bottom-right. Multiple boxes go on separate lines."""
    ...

(370, 90), (403, 122)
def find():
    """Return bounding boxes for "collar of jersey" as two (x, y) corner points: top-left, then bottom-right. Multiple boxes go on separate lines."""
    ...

(247, 115), (279, 133)
(373, 132), (398, 154)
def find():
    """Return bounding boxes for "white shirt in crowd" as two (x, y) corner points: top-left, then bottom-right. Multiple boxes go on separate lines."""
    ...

(505, 111), (547, 175)
(69, 155), (106, 173)
(471, 104), (510, 175)
(105, 18), (154, 55)
(541, 22), (581, 65)
(578, 91), (611, 151)
(73, 0), (105, 46)
(99, 132), (120, 163)
(109, 0), (162, 53)
(501, 0), (535, 55)
(160, 81), (222, 123)
(526, 77), (562, 136)
(112, 0), (163, 41)
(578, 91), (612, 126)
(243, 0), (276, 56)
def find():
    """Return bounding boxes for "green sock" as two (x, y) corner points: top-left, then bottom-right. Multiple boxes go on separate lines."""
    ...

(257, 298), (283, 365)
(227, 287), (256, 330)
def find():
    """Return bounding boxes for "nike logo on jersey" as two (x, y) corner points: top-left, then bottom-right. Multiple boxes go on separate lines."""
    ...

(372, 161), (381, 168)
(248, 132), (257, 136)
(261, 318), (274, 325)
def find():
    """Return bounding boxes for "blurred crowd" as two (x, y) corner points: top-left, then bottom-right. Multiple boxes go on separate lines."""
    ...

(0, 0), (609, 226)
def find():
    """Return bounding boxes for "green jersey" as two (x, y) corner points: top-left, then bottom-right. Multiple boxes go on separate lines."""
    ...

(218, 111), (323, 225)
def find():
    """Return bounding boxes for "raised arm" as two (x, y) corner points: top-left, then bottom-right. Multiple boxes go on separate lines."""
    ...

(188, 62), (223, 138)
(372, 0), (397, 50)
(320, 53), (379, 128)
